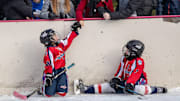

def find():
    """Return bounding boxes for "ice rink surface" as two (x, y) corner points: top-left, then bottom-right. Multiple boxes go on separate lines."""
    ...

(0, 87), (179, 101)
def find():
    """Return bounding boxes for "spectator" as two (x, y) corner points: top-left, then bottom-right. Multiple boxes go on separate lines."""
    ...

(157, 0), (180, 15)
(31, 0), (44, 19)
(136, 0), (158, 16)
(76, 0), (114, 26)
(0, 0), (6, 20)
(103, 0), (158, 20)
(39, 0), (75, 19)
(2, 0), (33, 20)
(0, 8), (4, 20)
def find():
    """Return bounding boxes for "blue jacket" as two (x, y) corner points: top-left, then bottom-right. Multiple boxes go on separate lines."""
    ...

(31, 0), (43, 11)
(31, 0), (43, 19)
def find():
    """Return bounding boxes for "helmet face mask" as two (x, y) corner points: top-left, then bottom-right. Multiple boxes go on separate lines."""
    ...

(122, 46), (131, 58)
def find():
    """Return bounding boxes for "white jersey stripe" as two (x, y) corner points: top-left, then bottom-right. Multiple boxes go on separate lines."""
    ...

(61, 31), (72, 46)
(116, 56), (125, 77)
(129, 60), (136, 75)
(48, 50), (55, 75)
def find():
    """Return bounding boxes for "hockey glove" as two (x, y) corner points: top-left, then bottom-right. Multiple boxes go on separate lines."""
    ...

(110, 77), (124, 92)
(71, 22), (81, 32)
(45, 73), (53, 87)
(125, 83), (135, 94)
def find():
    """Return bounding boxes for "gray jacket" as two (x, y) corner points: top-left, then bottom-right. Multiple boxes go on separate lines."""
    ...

(40, 0), (75, 19)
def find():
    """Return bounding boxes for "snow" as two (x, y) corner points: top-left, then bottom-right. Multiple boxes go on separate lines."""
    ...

(0, 88), (180, 101)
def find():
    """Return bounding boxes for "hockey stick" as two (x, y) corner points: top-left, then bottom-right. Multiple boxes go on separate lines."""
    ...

(53, 63), (75, 79)
(13, 63), (75, 100)
(116, 84), (148, 100)
(116, 84), (144, 96)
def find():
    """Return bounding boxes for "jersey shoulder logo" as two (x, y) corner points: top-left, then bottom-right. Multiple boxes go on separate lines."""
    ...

(137, 60), (142, 65)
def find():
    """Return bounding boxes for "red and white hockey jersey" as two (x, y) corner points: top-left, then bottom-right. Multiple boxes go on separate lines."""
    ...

(43, 31), (78, 74)
(114, 56), (148, 85)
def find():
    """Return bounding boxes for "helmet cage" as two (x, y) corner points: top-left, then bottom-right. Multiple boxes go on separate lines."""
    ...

(123, 45), (136, 59)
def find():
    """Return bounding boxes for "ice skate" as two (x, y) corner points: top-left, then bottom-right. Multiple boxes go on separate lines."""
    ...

(151, 86), (168, 94)
(156, 87), (168, 93)
(73, 79), (86, 95)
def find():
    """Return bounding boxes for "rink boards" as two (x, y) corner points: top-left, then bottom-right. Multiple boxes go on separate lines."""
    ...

(0, 18), (180, 94)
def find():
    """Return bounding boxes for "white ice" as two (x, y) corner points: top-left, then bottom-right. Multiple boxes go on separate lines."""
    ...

(0, 87), (180, 101)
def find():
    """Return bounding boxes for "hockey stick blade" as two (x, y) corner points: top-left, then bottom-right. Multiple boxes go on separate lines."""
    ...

(13, 91), (27, 100)
(13, 88), (40, 100)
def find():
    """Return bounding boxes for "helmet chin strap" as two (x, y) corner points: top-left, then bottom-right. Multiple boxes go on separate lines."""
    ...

(48, 37), (58, 46)
(125, 52), (137, 60)
(55, 39), (61, 46)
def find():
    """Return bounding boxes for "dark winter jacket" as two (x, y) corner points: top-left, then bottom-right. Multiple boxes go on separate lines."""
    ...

(136, 0), (157, 16)
(2, 0), (32, 20)
(76, 0), (114, 21)
(0, 7), (4, 20)
(0, 0), (7, 19)
(111, 0), (158, 20)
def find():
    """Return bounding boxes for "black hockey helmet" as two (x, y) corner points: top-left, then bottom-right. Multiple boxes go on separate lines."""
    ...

(40, 29), (56, 46)
(123, 40), (144, 60)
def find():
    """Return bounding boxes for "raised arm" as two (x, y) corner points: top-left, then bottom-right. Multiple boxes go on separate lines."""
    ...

(59, 22), (81, 51)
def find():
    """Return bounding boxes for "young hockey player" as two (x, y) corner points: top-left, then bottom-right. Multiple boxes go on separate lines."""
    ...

(39, 22), (81, 97)
(74, 40), (167, 95)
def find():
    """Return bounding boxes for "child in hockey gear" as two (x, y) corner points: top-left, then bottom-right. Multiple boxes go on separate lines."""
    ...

(40, 22), (81, 97)
(74, 40), (167, 95)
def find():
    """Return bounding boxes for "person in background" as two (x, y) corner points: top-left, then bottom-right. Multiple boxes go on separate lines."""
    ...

(157, 0), (180, 15)
(39, 0), (76, 19)
(31, 0), (44, 19)
(0, 8), (5, 20)
(103, 0), (158, 20)
(0, 0), (6, 20)
(76, 0), (114, 26)
(2, 0), (33, 20)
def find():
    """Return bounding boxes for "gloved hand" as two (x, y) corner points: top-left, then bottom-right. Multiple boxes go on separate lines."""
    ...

(125, 83), (135, 94)
(71, 22), (81, 32)
(109, 77), (124, 90)
(33, 9), (41, 18)
(45, 73), (53, 87)
(48, 12), (58, 20)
